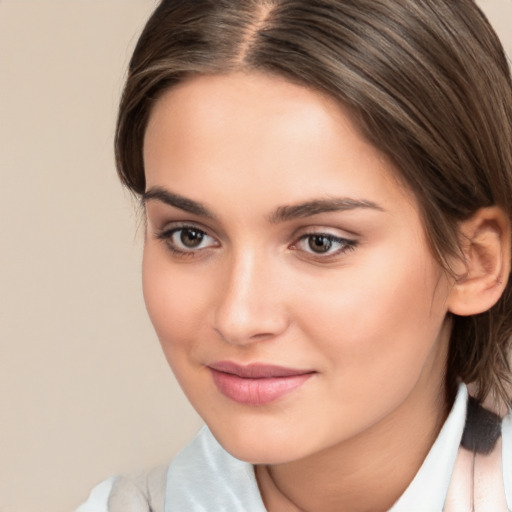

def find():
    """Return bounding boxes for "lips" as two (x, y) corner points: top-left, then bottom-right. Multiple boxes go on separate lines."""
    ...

(208, 361), (315, 405)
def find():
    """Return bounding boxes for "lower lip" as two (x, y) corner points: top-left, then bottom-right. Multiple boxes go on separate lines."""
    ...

(209, 369), (313, 406)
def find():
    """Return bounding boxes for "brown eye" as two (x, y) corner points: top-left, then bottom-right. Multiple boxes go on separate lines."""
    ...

(292, 232), (357, 259)
(180, 228), (205, 248)
(308, 235), (333, 253)
(156, 225), (218, 255)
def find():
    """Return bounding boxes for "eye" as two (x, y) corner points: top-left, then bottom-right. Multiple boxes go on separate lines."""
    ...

(175, 228), (207, 249)
(293, 232), (356, 257)
(306, 234), (336, 253)
(156, 225), (218, 254)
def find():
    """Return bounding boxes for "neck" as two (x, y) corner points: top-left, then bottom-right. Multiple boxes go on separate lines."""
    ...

(256, 336), (451, 512)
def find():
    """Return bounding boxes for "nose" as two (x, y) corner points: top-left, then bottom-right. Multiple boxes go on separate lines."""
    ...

(212, 250), (289, 346)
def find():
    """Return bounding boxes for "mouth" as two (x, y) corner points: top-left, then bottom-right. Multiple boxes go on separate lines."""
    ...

(207, 361), (315, 406)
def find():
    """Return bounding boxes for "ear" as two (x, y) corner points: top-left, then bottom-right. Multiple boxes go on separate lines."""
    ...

(447, 207), (511, 316)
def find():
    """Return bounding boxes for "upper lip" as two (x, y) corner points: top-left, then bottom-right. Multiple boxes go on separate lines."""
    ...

(208, 361), (314, 379)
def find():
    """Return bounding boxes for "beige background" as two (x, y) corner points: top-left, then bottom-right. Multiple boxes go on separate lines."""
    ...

(0, 1), (511, 511)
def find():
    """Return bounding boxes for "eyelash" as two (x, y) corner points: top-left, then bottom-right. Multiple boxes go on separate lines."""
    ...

(155, 225), (357, 260)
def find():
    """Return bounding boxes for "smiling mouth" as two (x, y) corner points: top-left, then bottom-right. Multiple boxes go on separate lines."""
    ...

(208, 361), (315, 405)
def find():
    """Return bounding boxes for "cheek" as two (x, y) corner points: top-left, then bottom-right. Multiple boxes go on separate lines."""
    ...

(142, 244), (211, 360)
(295, 244), (448, 379)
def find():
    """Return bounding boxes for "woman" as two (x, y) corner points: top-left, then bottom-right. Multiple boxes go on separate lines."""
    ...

(78, 0), (512, 510)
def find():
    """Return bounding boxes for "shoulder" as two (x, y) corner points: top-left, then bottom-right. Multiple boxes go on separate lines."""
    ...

(75, 427), (265, 512)
(463, 399), (512, 507)
(76, 477), (116, 512)
(75, 465), (167, 512)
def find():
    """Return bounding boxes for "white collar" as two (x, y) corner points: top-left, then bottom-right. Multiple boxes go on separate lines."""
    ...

(390, 383), (468, 512)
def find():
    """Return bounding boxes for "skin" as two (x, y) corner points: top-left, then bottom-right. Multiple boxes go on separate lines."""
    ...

(142, 72), (456, 512)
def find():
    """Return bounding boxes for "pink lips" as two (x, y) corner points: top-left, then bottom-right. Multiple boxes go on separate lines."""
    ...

(208, 361), (314, 406)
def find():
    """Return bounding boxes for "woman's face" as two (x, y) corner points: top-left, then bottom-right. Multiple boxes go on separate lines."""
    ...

(142, 72), (454, 464)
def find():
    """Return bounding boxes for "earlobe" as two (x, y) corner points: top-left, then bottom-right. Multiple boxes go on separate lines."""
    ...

(447, 207), (511, 317)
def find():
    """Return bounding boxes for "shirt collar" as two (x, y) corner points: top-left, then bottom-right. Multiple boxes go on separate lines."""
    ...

(389, 383), (468, 512)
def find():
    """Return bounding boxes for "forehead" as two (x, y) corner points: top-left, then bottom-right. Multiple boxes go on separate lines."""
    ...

(143, 72), (415, 216)
(144, 72), (351, 165)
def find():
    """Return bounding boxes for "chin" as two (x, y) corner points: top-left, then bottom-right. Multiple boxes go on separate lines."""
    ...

(216, 434), (301, 465)
(203, 413), (316, 465)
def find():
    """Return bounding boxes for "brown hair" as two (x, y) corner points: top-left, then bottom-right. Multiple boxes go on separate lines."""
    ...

(115, 0), (512, 407)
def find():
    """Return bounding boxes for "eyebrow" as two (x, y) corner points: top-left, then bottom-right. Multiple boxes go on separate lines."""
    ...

(143, 186), (383, 222)
(143, 187), (217, 219)
(268, 197), (384, 223)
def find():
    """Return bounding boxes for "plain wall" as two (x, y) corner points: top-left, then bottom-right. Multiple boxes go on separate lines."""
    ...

(0, 1), (511, 511)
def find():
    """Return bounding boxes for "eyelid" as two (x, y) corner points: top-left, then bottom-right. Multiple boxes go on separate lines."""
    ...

(291, 225), (359, 242)
(154, 218), (218, 239)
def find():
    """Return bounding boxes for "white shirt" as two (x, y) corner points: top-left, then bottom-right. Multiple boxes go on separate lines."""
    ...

(77, 384), (512, 511)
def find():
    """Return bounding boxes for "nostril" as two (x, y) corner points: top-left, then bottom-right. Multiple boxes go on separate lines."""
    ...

(249, 332), (275, 341)
(212, 311), (289, 346)
(211, 257), (290, 345)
